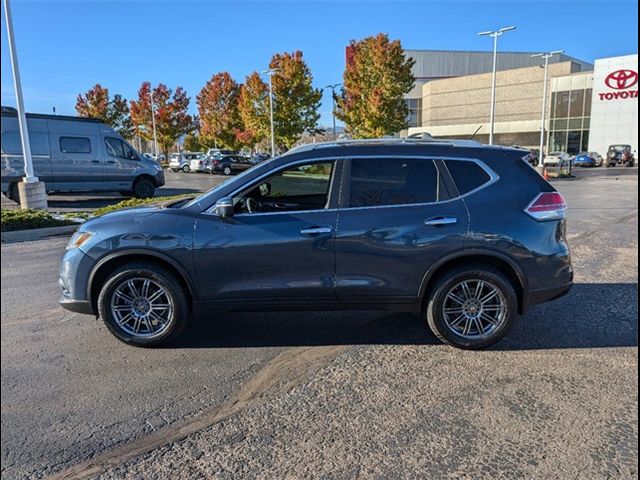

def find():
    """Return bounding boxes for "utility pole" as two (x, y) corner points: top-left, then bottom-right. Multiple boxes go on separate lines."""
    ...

(3, 0), (47, 208)
(478, 26), (516, 145)
(324, 83), (341, 140)
(262, 69), (278, 157)
(149, 89), (159, 157)
(531, 50), (564, 163)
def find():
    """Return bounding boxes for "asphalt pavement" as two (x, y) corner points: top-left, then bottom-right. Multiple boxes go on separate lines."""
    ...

(0, 168), (637, 479)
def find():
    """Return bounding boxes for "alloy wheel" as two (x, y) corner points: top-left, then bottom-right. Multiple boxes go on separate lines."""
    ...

(110, 277), (174, 338)
(442, 279), (507, 340)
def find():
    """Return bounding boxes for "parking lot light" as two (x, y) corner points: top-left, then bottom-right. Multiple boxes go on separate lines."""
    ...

(531, 50), (564, 163)
(262, 68), (279, 157)
(478, 26), (516, 145)
(324, 83), (342, 140)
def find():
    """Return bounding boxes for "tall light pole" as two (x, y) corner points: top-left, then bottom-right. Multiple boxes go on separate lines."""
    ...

(531, 50), (564, 162)
(3, 0), (47, 208)
(262, 68), (279, 157)
(324, 83), (341, 140)
(149, 89), (159, 157)
(478, 26), (516, 145)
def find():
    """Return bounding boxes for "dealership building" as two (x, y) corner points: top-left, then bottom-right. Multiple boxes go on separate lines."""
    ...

(403, 50), (638, 155)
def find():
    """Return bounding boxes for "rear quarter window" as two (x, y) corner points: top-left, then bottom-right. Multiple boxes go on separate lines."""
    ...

(444, 160), (491, 195)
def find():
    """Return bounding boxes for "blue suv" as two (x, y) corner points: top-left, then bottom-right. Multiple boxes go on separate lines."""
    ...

(59, 139), (573, 349)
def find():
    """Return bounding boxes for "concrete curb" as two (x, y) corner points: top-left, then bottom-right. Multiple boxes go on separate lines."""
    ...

(1, 224), (78, 243)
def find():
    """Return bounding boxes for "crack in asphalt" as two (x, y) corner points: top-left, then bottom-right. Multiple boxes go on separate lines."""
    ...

(47, 344), (349, 480)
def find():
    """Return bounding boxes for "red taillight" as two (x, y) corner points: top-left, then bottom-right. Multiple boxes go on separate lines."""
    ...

(525, 192), (567, 221)
(213, 160), (220, 165)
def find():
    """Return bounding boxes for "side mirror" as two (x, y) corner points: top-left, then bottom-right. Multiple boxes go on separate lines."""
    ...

(215, 197), (234, 219)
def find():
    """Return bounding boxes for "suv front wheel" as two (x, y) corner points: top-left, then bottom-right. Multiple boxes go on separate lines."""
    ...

(97, 262), (189, 346)
(426, 265), (517, 349)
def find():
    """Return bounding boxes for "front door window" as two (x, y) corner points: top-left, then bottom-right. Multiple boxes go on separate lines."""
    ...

(233, 161), (335, 214)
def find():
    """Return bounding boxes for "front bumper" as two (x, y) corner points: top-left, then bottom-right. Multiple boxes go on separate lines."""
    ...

(58, 246), (96, 315)
(154, 169), (165, 187)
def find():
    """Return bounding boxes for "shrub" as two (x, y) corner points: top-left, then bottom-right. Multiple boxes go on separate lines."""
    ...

(1, 209), (76, 232)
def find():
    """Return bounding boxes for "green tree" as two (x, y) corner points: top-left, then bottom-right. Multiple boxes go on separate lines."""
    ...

(197, 72), (242, 149)
(336, 34), (415, 138)
(75, 84), (133, 139)
(237, 72), (270, 149)
(269, 51), (322, 150)
(130, 82), (192, 158)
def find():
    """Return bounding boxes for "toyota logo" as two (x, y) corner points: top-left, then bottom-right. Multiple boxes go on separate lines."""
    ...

(605, 69), (639, 90)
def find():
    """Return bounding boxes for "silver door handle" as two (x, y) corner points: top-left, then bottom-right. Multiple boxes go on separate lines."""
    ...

(425, 216), (458, 226)
(300, 226), (333, 236)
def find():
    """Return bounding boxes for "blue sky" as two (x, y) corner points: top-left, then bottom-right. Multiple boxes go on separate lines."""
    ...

(1, 0), (638, 127)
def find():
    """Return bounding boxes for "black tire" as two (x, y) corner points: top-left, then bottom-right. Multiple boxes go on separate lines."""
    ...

(425, 265), (518, 349)
(132, 177), (156, 199)
(97, 262), (189, 347)
(172, 168), (179, 173)
(222, 165), (232, 175)
(5, 183), (19, 203)
(182, 165), (190, 173)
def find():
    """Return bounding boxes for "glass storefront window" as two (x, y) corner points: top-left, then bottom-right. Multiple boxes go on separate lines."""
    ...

(568, 118), (583, 130)
(584, 89), (592, 117)
(550, 131), (567, 152)
(567, 131), (582, 155)
(569, 90), (585, 117)
(581, 130), (589, 153)
(555, 91), (570, 118)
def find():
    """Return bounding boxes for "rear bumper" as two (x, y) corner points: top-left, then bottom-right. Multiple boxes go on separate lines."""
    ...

(524, 282), (573, 311)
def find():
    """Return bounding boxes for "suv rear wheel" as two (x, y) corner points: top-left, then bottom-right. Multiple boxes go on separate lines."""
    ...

(97, 262), (189, 346)
(426, 265), (517, 349)
(222, 165), (232, 175)
(132, 177), (156, 199)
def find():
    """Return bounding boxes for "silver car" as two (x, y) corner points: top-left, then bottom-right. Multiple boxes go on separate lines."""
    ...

(169, 153), (191, 173)
(1, 110), (164, 199)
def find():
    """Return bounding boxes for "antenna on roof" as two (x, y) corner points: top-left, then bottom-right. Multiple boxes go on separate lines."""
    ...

(470, 125), (482, 140)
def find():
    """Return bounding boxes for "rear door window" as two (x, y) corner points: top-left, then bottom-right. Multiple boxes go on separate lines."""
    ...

(349, 158), (444, 208)
(60, 136), (91, 154)
(444, 160), (491, 195)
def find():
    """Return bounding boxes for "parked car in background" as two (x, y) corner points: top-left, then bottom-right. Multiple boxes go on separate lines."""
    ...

(206, 148), (237, 159)
(188, 153), (208, 173)
(206, 154), (253, 175)
(169, 153), (192, 172)
(573, 152), (603, 168)
(606, 144), (636, 167)
(511, 146), (539, 166)
(59, 138), (573, 350)
(1, 109), (164, 200)
(250, 153), (271, 165)
(543, 152), (572, 167)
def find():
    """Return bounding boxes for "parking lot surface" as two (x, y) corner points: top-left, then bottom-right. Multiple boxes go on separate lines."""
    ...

(1, 168), (637, 479)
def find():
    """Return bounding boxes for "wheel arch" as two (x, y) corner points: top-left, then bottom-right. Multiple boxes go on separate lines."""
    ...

(87, 249), (197, 313)
(419, 249), (528, 314)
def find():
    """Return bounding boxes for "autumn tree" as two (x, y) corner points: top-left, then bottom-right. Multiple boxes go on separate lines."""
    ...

(269, 51), (322, 150)
(336, 34), (415, 138)
(75, 84), (133, 139)
(130, 82), (192, 158)
(197, 72), (242, 150)
(237, 72), (270, 149)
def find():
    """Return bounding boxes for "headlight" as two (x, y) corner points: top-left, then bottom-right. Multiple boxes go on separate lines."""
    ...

(66, 232), (93, 250)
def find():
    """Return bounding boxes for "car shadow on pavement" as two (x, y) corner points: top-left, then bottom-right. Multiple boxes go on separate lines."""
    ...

(169, 283), (638, 350)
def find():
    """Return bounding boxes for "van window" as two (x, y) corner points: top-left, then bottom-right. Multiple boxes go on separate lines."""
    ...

(444, 160), (491, 195)
(1, 132), (49, 155)
(105, 137), (138, 160)
(349, 158), (440, 208)
(60, 137), (91, 154)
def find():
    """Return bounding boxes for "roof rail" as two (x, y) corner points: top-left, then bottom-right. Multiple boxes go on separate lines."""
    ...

(287, 136), (484, 154)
